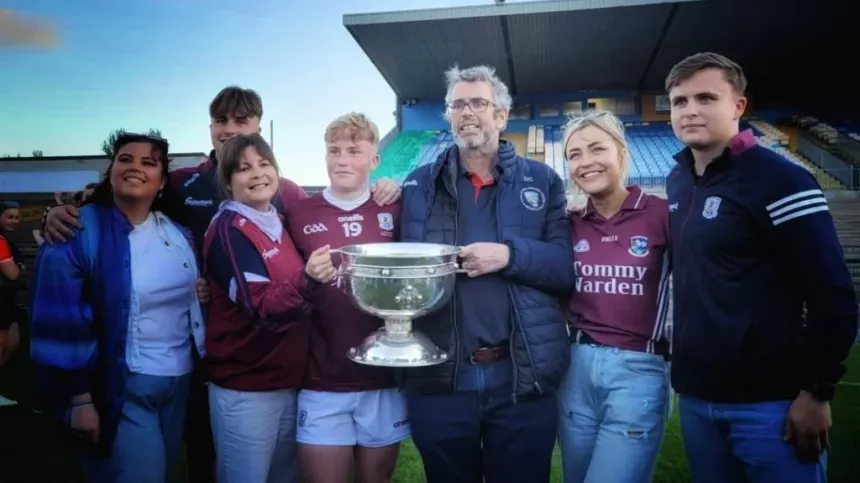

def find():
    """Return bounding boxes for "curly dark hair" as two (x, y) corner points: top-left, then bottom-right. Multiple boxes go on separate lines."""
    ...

(88, 133), (189, 226)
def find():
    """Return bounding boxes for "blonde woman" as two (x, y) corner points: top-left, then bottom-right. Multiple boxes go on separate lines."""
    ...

(558, 110), (671, 483)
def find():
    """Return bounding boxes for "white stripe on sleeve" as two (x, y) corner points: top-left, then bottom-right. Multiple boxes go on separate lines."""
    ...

(765, 189), (828, 226)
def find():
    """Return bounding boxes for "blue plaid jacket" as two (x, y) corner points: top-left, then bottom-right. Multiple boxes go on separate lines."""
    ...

(29, 204), (196, 452)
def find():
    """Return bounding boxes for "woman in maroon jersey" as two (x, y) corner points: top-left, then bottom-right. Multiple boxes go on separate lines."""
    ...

(203, 134), (314, 483)
(285, 113), (408, 483)
(558, 110), (672, 483)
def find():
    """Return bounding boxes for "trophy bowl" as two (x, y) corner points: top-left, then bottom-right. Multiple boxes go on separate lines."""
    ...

(338, 242), (460, 367)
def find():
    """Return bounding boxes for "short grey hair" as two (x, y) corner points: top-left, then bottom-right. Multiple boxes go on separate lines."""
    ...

(444, 65), (513, 113)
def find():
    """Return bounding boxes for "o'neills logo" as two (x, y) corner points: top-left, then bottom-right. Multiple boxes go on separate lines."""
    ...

(573, 261), (647, 296)
(185, 197), (214, 207)
(337, 214), (364, 223)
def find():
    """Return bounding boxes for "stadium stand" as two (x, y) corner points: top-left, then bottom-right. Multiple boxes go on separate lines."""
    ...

(833, 120), (860, 143)
(749, 120), (845, 190)
(795, 116), (841, 145)
(792, 115), (860, 175)
(376, 120), (847, 190)
(624, 123), (684, 186)
(348, 0), (859, 305)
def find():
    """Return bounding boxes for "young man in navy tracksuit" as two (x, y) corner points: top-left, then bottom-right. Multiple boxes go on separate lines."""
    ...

(665, 52), (858, 483)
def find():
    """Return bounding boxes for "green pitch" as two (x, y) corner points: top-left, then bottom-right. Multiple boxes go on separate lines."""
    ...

(1, 323), (858, 483)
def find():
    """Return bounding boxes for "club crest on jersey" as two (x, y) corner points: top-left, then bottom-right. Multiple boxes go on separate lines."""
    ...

(520, 187), (546, 211)
(378, 212), (394, 231)
(628, 236), (649, 258)
(702, 196), (721, 219)
(573, 239), (590, 253)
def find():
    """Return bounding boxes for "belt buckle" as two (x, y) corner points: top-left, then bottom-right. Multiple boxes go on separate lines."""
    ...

(470, 346), (491, 364)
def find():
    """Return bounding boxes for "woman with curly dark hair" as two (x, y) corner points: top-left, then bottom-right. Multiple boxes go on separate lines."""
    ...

(29, 133), (207, 482)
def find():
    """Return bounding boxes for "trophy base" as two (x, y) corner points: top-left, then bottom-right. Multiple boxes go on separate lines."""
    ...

(347, 328), (448, 367)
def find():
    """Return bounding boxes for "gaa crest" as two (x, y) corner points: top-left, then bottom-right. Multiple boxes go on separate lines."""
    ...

(574, 239), (590, 253)
(520, 187), (546, 211)
(378, 212), (394, 231)
(702, 196), (721, 220)
(628, 235), (649, 258)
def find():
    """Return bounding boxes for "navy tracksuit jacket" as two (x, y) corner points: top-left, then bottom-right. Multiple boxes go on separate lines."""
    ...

(667, 130), (858, 403)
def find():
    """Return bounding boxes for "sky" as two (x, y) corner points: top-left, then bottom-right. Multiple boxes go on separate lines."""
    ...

(0, 0), (535, 186)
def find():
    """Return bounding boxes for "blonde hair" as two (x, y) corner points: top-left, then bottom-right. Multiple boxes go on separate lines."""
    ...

(561, 110), (630, 211)
(324, 112), (380, 146)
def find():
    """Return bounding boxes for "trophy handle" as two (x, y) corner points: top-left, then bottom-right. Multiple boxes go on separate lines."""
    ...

(455, 247), (468, 274)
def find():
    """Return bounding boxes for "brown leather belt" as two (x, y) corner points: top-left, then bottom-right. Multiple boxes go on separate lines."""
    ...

(469, 345), (510, 364)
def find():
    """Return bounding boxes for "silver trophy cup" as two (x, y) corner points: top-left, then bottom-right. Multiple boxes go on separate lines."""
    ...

(337, 242), (460, 367)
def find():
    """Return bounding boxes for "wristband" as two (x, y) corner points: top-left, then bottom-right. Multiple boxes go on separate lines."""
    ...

(70, 401), (93, 408)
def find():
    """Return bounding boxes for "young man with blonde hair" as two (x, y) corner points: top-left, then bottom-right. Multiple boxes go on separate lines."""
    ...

(286, 113), (408, 483)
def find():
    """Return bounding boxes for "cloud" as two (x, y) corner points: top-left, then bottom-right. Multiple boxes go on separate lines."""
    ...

(0, 9), (58, 48)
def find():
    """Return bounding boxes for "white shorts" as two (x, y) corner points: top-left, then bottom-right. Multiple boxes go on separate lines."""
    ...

(296, 388), (410, 447)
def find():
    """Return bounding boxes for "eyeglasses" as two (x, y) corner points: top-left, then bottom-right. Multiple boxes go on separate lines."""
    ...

(446, 98), (495, 113)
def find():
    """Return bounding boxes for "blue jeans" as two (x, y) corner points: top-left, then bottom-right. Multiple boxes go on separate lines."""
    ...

(679, 395), (827, 483)
(558, 342), (670, 483)
(80, 372), (191, 483)
(407, 358), (558, 483)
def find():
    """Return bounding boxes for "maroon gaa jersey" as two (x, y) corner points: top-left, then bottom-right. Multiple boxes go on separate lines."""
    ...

(568, 186), (671, 355)
(203, 210), (313, 392)
(285, 192), (401, 392)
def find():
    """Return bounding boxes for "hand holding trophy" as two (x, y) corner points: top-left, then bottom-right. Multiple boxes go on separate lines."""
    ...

(305, 244), (337, 285)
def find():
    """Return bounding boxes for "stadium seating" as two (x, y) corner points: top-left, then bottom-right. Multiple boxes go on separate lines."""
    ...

(748, 120), (845, 189)
(831, 199), (860, 298)
(794, 115), (839, 144)
(624, 123), (684, 186)
(832, 120), (860, 143)
(378, 120), (850, 190)
(371, 131), (438, 183)
(543, 126), (568, 185)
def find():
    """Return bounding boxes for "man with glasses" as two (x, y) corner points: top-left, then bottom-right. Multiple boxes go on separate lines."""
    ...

(398, 65), (574, 483)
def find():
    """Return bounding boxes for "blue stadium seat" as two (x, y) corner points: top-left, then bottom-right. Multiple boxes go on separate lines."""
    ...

(625, 123), (681, 186)
(378, 123), (690, 188)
